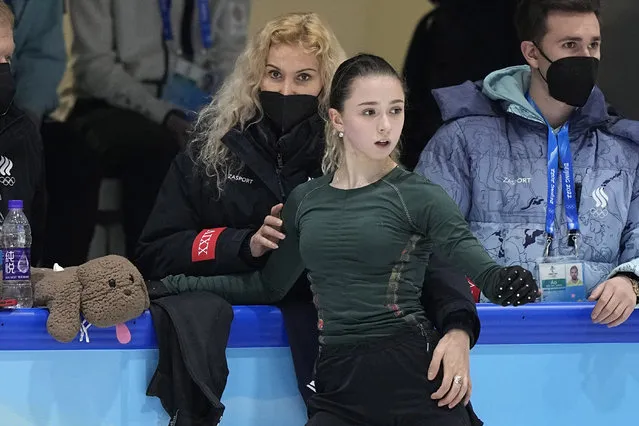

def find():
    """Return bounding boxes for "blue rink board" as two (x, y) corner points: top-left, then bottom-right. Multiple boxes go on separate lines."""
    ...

(0, 303), (637, 425)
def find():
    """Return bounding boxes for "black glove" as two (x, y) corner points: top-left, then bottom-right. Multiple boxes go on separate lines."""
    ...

(146, 279), (174, 300)
(492, 266), (540, 306)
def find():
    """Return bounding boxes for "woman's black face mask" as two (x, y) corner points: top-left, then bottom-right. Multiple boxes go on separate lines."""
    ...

(259, 91), (319, 134)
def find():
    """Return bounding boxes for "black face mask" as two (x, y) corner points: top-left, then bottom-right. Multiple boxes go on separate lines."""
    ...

(534, 44), (599, 107)
(259, 91), (319, 134)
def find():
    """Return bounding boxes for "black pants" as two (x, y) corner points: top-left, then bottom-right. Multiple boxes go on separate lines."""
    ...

(41, 100), (179, 266)
(306, 328), (483, 426)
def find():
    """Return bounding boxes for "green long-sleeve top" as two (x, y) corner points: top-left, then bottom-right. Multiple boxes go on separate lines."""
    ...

(163, 167), (501, 344)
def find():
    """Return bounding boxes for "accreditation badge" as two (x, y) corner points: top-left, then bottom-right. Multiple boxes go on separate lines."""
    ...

(536, 256), (587, 302)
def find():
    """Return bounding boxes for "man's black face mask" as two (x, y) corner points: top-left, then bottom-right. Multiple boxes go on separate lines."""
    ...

(534, 43), (599, 108)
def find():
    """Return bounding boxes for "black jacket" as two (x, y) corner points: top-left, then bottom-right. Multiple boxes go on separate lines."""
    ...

(136, 114), (324, 280)
(148, 292), (233, 426)
(0, 104), (46, 265)
(136, 113), (479, 343)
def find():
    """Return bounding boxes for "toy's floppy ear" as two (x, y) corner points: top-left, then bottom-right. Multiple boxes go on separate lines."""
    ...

(32, 264), (65, 307)
(32, 268), (52, 307)
(42, 268), (83, 343)
(46, 291), (82, 343)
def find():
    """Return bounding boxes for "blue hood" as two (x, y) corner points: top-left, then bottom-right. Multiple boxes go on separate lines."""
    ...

(432, 65), (623, 134)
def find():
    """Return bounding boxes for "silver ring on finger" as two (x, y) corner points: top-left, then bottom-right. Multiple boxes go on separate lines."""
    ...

(453, 375), (463, 386)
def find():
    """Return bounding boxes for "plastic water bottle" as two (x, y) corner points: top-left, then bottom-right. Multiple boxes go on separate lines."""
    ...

(2, 200), (32, 308)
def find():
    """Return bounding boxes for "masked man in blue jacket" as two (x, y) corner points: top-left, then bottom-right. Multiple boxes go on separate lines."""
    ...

(416, 0), (639, 326)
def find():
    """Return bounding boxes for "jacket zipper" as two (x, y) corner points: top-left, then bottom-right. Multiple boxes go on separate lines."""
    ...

(0, 113), (25, 137)
(417, 322), (430, 353)
(275, 152), (286, 200)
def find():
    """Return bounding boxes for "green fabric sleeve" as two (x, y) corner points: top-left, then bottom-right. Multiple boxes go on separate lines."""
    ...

(161, 188), (307, 304)
(417, 183), (501, 294)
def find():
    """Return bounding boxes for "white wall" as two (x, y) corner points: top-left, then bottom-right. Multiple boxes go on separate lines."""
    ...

(248, 0), (434, 70)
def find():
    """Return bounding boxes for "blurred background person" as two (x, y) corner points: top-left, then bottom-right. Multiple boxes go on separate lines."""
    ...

(401, 0), (522, 170)
(3, 0), (66, 127)
(0, 1), (47, 265)
(41, 0), (251, 266)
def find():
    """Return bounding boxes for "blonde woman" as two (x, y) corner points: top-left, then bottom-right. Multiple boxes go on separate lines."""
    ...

(139, 15), (484, 412)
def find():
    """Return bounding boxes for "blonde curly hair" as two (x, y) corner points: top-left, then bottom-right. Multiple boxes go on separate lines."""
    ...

(191, 12), (346, 192)
(0, 2), (14, 29)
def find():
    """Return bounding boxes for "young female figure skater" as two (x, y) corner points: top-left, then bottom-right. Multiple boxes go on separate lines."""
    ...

(160, 54), (539, 425)
(141, 12), (484, 409)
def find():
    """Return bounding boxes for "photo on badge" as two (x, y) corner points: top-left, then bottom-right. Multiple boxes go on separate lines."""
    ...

(566, 264), (583, 287)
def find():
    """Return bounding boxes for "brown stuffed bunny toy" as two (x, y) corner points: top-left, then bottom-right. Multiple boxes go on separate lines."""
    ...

(31, 255), (150, 343)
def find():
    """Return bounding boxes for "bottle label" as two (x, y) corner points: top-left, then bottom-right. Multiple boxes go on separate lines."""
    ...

(3, 248), (30, 281)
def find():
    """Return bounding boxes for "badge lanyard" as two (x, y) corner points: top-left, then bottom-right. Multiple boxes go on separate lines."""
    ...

(527, 94), (580, 257)
(159, 0), (213, 55)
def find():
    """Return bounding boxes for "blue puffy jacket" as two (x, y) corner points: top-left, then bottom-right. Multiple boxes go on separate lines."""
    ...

(9, 0), (66, 121)
(416, 65), (639, 294)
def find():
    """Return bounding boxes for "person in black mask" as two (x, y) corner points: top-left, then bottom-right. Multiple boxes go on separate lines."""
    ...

(417, 0), (639, 328)
(137, 12), (485, 417)
(0, 3), (46, 267)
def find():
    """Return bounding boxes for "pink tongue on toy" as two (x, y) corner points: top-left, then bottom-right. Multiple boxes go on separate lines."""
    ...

(115, 323), (131, 344)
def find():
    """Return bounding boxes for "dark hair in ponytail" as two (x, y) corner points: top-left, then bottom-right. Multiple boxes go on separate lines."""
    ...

(322, 54), (404, 173)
